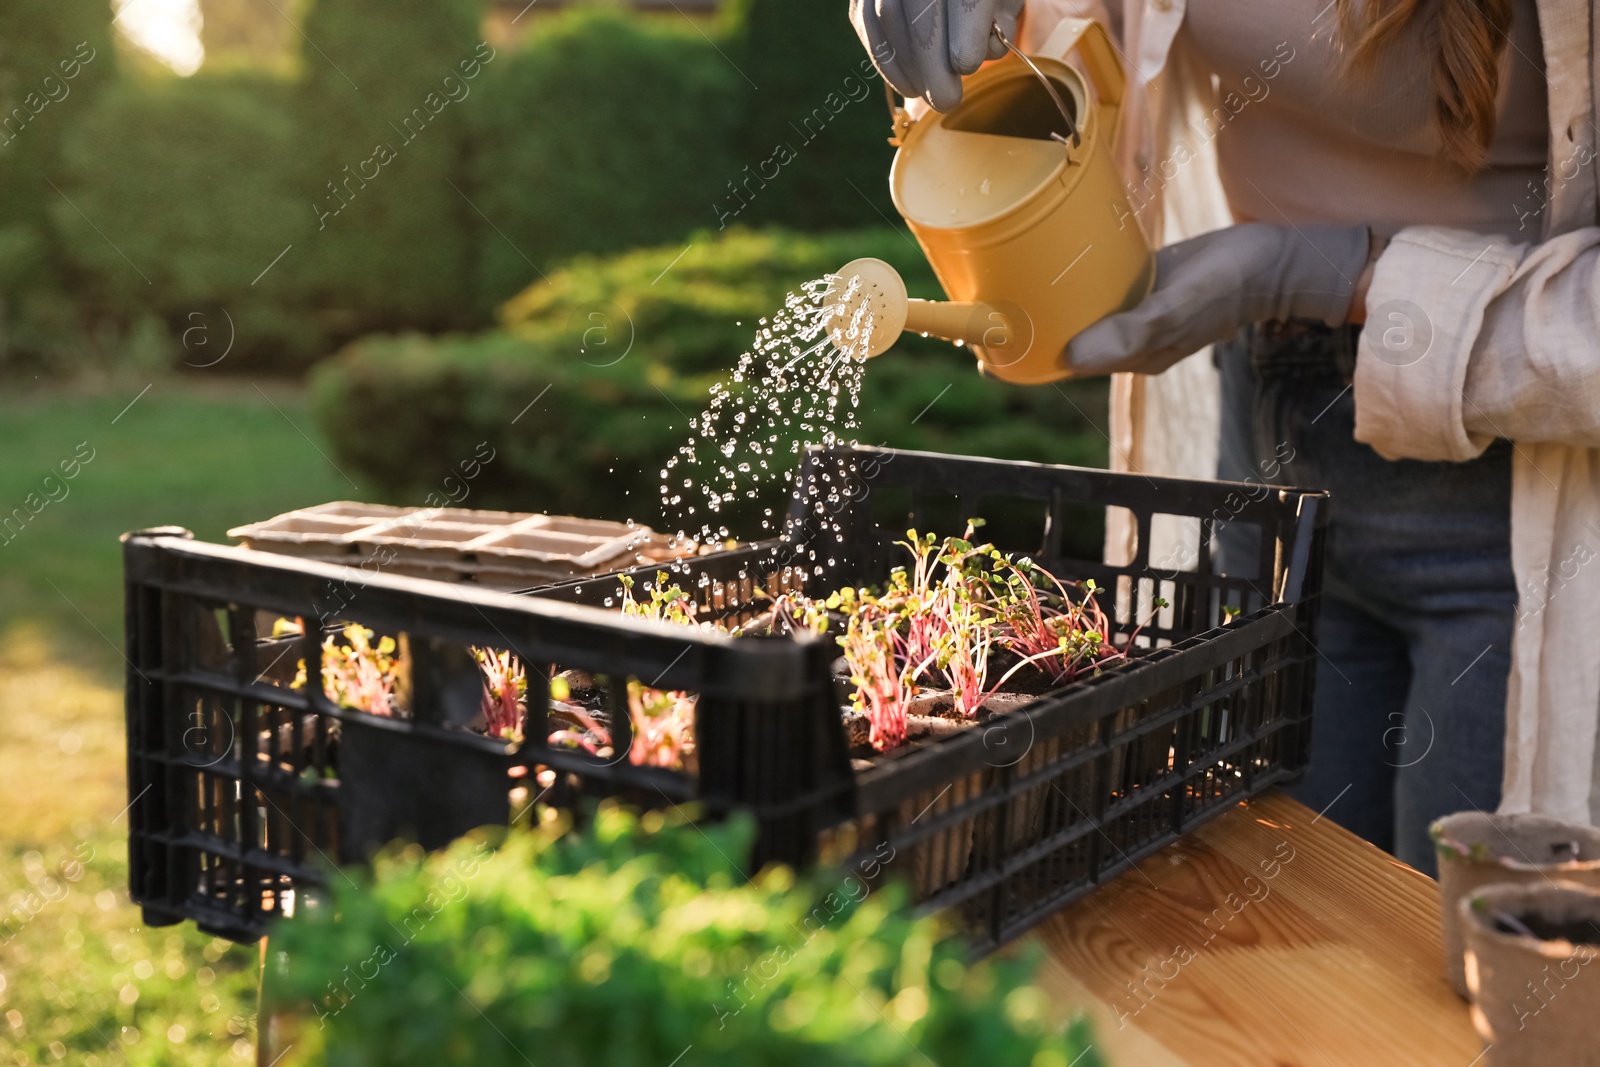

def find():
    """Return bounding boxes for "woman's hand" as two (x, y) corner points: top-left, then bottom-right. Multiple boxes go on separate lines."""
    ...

(1064, 222), (1371, 377)
(850, 0), (1024, 111)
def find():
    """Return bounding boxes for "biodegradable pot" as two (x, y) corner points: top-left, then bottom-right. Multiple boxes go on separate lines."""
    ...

(1002, 711), (1101, 855)
(847, 685), (1060, 895)
(898, 768), (986, 896)
(898, 690), (980, 894)
(1434, 812), (1600, 997)
(1462, 882), (1600, 1065)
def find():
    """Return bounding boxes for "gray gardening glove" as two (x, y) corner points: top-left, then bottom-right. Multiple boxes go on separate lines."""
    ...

(850, 0), (1024, 111)
(1065, 222), (1371, 377)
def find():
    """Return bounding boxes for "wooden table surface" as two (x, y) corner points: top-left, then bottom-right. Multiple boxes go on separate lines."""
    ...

(1025, 792), (1482, 1066)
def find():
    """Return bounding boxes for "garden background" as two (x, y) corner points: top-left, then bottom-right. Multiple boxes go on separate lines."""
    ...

(0, 1), (1108, 1062)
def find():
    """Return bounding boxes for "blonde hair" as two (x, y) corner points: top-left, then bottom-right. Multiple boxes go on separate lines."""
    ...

(1337, 0), (1515, 173)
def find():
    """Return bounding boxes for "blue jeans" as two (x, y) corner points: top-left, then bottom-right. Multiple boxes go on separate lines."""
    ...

(1215, 323), (1516, 875)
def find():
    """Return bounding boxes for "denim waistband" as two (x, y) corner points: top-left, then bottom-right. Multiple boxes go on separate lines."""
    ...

(1240, 319), (1361, 384)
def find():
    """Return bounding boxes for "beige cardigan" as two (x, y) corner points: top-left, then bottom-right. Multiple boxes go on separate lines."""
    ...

(1022, 0), (1600, 824)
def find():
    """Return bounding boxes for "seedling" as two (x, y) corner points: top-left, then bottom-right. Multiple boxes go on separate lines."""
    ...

(822, 524), (1136, 748)
(472, 646), (527, 742)
(547, 670), (613, 758)
(626, 680), (696, 769)
(590, 534), (1150, 758)
(292, 624), (401, 717)
(839, 603), (911, 750)
(619, 571), (697, 626)
(534, 573), (701, 771)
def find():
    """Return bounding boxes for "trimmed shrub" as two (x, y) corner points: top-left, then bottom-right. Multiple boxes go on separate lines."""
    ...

(267, 807), (1103, 1066)
(54, 74), (324, 371)
(471, 7), (742, 304)
(198, 0), (302, 71)
(312, 227), (1108, 545)
(294, 0), (488, 330)
(0, 0), (114, 238)
(0, 0), (115, 373)
(0, 0), (936, 376)
(722, 0), (899, 232)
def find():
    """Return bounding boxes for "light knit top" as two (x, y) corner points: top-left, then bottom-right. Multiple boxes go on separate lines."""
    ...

(1183, 0), (1549, 239)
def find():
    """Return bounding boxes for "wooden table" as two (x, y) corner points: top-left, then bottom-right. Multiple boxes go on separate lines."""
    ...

(1025, 792), (1482, 1066)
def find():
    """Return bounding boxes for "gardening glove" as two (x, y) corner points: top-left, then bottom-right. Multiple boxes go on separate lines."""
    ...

(850, 0), (1025, 112)
(1064, 222), (1371, 377)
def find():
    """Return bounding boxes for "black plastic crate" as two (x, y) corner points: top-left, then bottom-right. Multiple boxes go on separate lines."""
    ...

(122, 445), (1326, 950)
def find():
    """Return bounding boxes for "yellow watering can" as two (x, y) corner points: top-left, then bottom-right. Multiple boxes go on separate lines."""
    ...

(827, 19), (1153, 385)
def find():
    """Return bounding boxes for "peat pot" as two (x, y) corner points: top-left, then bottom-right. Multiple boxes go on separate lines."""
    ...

(1462, 882), (1600, 1066)
(1433, 811), (1600, 997)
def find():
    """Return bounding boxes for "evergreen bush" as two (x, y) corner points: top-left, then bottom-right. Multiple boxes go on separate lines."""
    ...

(294, 0), (489, 329)
(470, 6), (742, 304)
(54, 74), (323, 371)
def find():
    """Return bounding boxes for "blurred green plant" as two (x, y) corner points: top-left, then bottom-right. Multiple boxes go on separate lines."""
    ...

(55, 73), (324, 371)
(723, 0), (898, 231)
(1, 1), (989, 380)
(293, 0), (487, 331)
(267, 806), (1102, 1066)
(199, 0), (306, 73)
(310, 226), (1109, 541)
(471, 5), (742, 304)
(0, 0), (115, 374)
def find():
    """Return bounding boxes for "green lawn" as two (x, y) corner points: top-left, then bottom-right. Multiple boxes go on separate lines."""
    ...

(0, 380), (370, 657)
(0, 379), (372, 1066)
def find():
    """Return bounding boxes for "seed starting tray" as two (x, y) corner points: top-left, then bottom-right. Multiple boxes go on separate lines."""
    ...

(125, 445), (1326, 952)
(228, 502), (662, 587)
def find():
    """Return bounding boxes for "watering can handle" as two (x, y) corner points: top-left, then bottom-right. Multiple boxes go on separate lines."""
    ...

(1038, 18), (1127, 148)
(881, 19), (1127, 149)
(884, 82), (914, 146)
(993, 25), (1079, 148)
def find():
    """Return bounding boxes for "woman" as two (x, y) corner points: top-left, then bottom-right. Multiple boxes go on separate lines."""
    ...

(852, 0), (1600, 873)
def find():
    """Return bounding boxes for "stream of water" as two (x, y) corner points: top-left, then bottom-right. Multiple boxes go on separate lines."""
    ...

(659, 272), (877, 555)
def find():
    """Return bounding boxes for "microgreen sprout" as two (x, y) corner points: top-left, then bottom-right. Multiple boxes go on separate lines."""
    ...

(620, 571), (697, 626)
(548, 668), (612, 758)
(472, 647), (527, 742)
(836, 600), (909, 750)
(543, 573), (704, 771)
(293, 624), (401, 717)
(626, 680), (696, 770)
(591, 533), (1141, 760)
(819, 524), (1132, 751)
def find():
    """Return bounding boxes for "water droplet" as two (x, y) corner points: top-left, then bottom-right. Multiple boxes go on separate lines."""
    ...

(657, 275), (871, 547)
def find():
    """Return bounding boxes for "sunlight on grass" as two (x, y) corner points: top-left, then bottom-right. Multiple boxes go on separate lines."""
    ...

(0, 380), (371, 1064)
(0, 625), (259, 1065)
(0, 380), (367, 667)
(0, 625), (124, 843)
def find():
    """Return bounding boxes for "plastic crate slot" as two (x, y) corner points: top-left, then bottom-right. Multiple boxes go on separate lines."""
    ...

(968, 493), (1052, 557)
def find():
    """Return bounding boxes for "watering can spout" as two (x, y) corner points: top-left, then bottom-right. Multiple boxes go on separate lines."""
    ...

(826, 258), (1017, 364)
